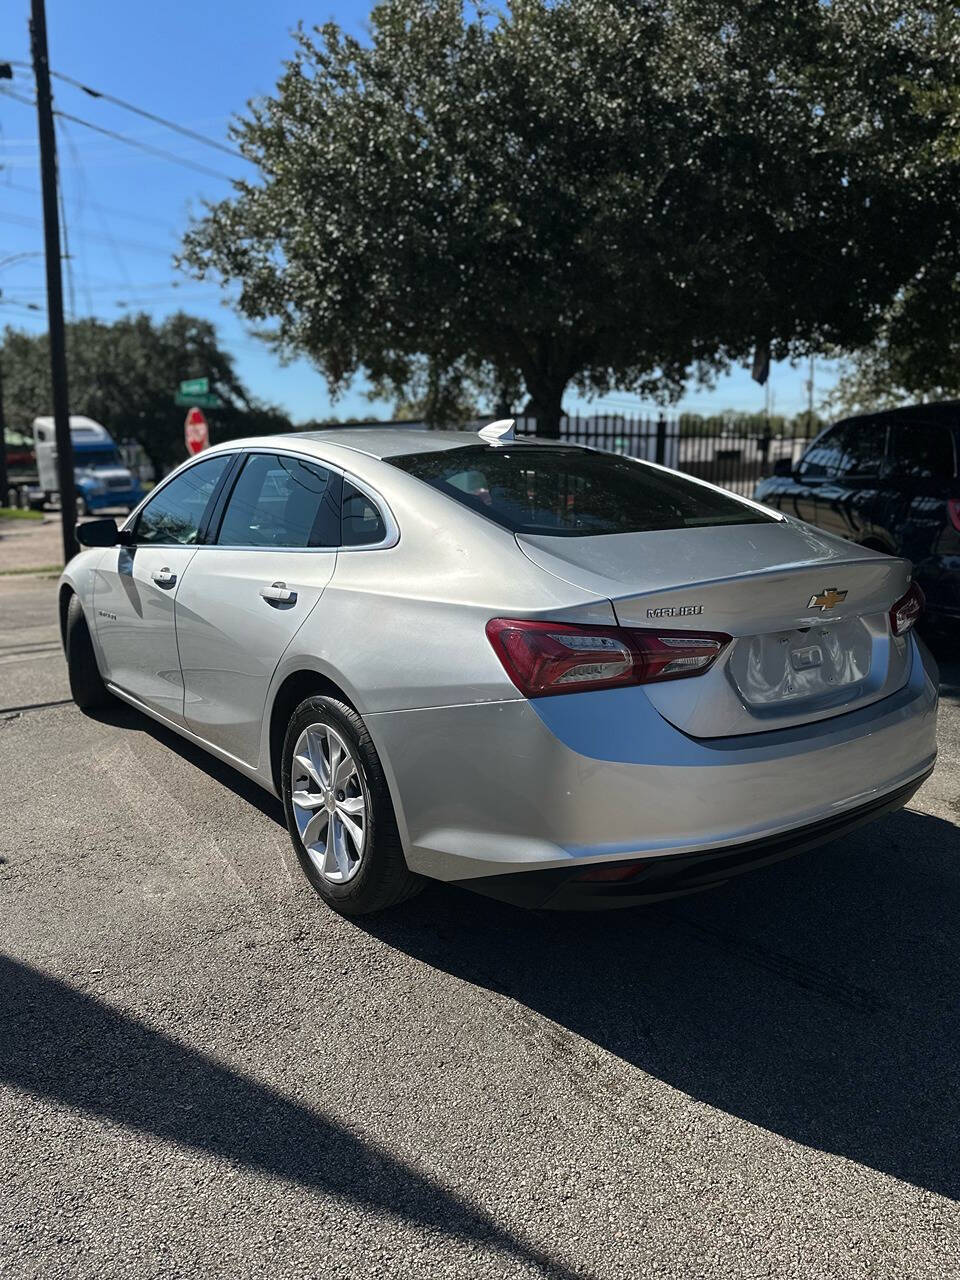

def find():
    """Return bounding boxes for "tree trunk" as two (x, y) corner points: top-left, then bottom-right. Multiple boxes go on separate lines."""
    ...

(516, 338), (573, 439)
(522, 382), (566, 439)
(536, 396), (563, 439)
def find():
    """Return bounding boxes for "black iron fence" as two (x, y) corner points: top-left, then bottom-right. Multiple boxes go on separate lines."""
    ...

(512, 414), (820, 497)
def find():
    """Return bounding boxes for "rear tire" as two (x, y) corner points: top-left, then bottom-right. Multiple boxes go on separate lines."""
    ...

(281, 695), (422, 916)
(65, 593), (113, 711)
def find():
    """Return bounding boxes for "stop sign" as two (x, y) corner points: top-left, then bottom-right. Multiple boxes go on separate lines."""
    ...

(184, 407), (209, 455)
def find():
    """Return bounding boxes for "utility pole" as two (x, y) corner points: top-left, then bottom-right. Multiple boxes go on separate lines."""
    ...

(807, 355), (815, 439)
(30, 0), (76, 561)
(0, 350), (8, 507)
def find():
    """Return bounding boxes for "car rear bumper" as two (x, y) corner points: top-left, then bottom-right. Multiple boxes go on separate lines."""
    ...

(455, 767), (933, 909)
(366, 633), (938, 887)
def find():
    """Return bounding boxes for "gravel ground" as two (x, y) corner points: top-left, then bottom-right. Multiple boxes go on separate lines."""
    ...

(1, 575), (959, 1280)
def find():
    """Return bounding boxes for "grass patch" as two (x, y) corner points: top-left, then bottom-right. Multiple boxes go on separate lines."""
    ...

(0, 507), (44, 521)
(0, 564), (62, 577)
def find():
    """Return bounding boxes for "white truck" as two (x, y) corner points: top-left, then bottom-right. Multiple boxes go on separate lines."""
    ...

(27, 416), (143, 514)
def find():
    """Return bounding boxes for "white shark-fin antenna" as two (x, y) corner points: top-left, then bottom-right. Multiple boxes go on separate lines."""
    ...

(478, 417), (515, 444)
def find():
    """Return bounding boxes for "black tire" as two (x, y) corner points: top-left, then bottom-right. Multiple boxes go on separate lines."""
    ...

(281, 695), (422, 916)
(65, 593), (113, 711)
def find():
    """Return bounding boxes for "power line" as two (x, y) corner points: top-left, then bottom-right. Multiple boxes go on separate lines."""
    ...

(0, 85), (37, 109)
(48, 69), (247, 162)
(0, 176), (183, 231)
(0, 208), (180, 258)
(51, 108), (238, 182)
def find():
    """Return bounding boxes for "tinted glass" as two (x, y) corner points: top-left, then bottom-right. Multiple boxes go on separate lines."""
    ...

(835, 421), (886, 477)
(341, 480), (387, 546)
(389, 446), (772, 537)
(797, 426), (845, 479)
(886, 423), (956, 481)
(217, 453), (338, 547)
(135, 455), (231, 545)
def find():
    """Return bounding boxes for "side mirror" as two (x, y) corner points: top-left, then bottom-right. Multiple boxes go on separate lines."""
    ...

(772, 458), (795, 478)
(76, 518), (133, 548)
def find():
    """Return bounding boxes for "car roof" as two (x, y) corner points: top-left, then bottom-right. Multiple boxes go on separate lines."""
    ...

(293, 427), (492, 459)
(835, 401), (960, 430)
(291, 426), (592, 459)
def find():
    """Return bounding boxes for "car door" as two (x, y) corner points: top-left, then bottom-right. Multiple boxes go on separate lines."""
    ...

(882, 419), (958, 562)
(812, 418), (887, 542)
(174, 449), (341, 767)
(92, 452), (235, 722)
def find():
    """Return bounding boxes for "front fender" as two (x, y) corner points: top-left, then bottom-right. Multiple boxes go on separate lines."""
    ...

(58, 549), (107, 654)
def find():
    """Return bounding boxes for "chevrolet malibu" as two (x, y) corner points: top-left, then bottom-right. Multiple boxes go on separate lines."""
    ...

(59, 423), (939, 914)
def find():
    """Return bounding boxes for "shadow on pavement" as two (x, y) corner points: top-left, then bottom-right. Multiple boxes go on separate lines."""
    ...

(364, 806), (960, 1201)
(91, 703), (286, 825)
(87, 682), (960, 1202)
(0, 956), (580, 1280)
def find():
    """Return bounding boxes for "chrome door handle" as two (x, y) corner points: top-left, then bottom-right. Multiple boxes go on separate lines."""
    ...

(259, 581), (297, 604)
(151, 568), (177, 588)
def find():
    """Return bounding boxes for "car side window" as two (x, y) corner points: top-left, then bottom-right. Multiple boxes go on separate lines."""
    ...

(135, 454), (232, 545)
(797, 426), (845, 479)
(835, 420), (886, 478)
(885, 423), (956, 481)
(341, 480), (387, 546)
(216, 453), (339, 547)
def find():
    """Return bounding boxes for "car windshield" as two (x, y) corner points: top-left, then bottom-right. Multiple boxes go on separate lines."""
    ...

(75, 449), (121, 469)
(389, 445), (773, 537)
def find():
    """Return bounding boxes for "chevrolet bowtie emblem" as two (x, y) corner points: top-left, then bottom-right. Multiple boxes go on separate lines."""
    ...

(808, 587), (848, 612)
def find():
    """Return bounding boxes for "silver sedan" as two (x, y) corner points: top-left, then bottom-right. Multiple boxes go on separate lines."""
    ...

(59, 423), (939, 914)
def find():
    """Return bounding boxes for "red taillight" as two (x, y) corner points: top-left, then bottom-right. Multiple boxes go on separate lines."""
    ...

(889, 582), (924, 636)
(575, 859), (645, 882)
(485, 618), (731, 698)
(948, 499), (960, 533)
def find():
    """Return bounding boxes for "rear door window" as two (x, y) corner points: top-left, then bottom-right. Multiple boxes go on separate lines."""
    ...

(341, 481), (387, 546)
(216, 453), (340, 547)
(389, 445), (772, 536)
(885, 423), (956, 480)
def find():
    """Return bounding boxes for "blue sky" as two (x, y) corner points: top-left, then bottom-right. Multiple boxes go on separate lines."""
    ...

(0, 0), (837, 425)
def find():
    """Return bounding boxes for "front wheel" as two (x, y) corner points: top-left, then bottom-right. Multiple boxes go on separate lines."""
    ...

(281, 695), (422, 916)
(64, 594), (113, 711)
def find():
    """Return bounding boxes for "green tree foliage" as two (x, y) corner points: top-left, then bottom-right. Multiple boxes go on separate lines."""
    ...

(181, 0), (959, 436)
(1, 313), (290, 472)
(824, 6), (960, 414)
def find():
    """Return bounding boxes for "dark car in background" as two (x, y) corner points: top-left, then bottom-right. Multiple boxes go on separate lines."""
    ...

(754, 402), (960, 625)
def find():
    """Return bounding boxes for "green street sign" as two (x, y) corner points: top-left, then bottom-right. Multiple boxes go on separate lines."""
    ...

(179, 376), (209, 396)
(174, 390), (223, 408)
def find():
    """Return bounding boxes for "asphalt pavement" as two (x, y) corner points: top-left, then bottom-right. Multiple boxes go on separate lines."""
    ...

(2, 572), (959, 1279)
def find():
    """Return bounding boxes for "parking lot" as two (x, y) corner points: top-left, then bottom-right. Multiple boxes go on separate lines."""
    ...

(2, 565), (959, 1279)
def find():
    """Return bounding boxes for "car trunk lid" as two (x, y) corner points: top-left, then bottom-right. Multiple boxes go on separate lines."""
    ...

(516, 520), (914, 737)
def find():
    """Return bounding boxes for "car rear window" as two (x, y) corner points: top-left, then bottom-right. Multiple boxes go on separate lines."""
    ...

(389, 445), (773, 537)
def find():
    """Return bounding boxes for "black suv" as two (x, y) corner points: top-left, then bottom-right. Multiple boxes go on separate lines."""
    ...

(754, 401), (960, 623)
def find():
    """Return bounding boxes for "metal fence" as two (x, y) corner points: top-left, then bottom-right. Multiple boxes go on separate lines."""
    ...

(512, 415), (819, 497)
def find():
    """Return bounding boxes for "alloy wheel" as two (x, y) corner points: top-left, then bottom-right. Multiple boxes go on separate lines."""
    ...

(290, 722), (368, 884)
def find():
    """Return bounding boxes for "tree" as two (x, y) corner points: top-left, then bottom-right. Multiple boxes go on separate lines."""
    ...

(0, 312), (290, 473)
(826, 10), (960, 415)
(180, 0), (959, 436)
